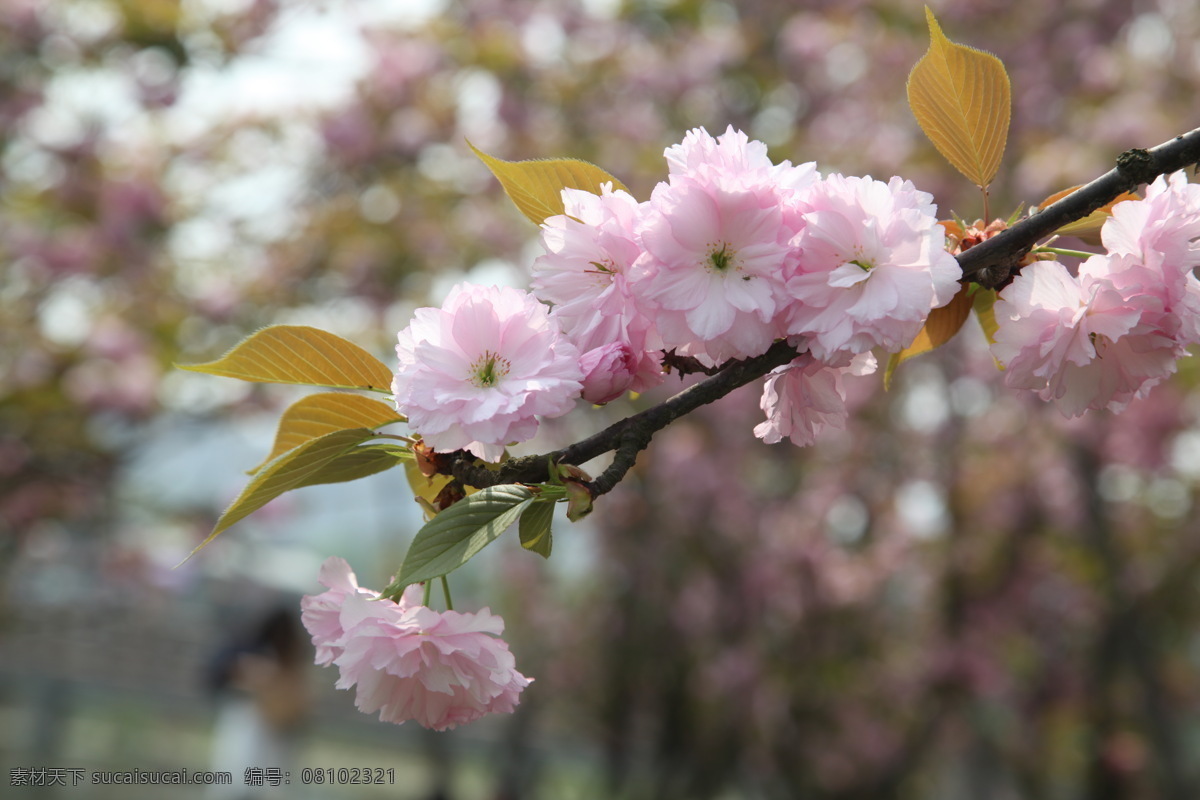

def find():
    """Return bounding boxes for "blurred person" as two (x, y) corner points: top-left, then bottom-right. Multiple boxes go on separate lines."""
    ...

(206, 606), (310, 798)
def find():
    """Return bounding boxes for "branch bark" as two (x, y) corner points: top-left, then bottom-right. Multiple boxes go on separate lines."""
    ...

(439, 127), (1200, 496)
(959, 126), (1200, 289)
(445, 339), (801, 495)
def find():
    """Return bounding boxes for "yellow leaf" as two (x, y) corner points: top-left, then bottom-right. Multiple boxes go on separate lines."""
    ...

(178, 325), (394, 393)
(1035, 185), (1141, 245)
(907, 7), (1011, 188)
(884, 283), (973, 388)
(250, 393), (405, 473)
(468, 141), (630, 225)
(404, 460), (456, 520)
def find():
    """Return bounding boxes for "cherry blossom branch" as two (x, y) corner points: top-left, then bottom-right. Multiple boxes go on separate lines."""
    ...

(444, 339), (801, 495)
(960, 126), (1200, 289)
(441, 127), (1200, 498)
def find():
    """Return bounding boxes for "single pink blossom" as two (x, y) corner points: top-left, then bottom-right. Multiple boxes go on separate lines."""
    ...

(632, 181), (788, 365)
(784, 174), (961, 360)
(298, 556), (380, 666)
(531, 185), (646, 336)
(1102, 171), (1200, 278)
(664, 125), (818, 195)
(631, 127), (815, 366)
(991, 258), (1180, 416)
(579, 341), (638, 404)
(300, 558), (532, 731)
(1097, 171), (1200, 345)
(754, 349), (876, 446)
(531, 185), (664, 392)
(392, 283), (584, 462)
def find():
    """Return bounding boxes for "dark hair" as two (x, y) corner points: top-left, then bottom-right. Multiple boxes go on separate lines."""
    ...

(205, 605), (306, 694)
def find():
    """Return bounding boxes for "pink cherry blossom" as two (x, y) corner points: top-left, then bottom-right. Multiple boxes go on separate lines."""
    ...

(300, 557), (532, 731)
(531, 185), (645, 336)
(991, 258), (1179, 416)
(392, 283), (584, 462)
(530, 185), (664, 392)
(579, 341), (639, 404)
(1098, 171), (1200, 345)
(633, 182), (785, 365)
(630, 127), (816, 366)
(994, 174), (1200, 418)
(754, 349), (876, 447)
(1102, 171), (1200, 278)
(299, 556), (381, 666)
(664, 125), (817, 195)
(784, 174), (961, 361)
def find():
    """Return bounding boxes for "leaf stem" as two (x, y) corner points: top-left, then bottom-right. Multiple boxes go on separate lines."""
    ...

(440, 575), (453, 611)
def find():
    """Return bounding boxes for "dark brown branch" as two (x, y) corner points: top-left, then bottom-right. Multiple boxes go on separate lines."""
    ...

(660, 350), (723, 376)
(959, 126), (1200, 289)
(446, 339), (802, 495)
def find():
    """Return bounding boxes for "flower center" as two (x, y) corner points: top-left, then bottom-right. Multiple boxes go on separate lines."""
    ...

(849, 258), (874, 271)
(470, 351), (510, 388)
(586, 260), (618, 289)
(708, 242), (735, 272)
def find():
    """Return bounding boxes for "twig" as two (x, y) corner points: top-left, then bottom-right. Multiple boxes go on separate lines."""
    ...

(446, 339), (802, 495)
(958, 127), (1200, 289)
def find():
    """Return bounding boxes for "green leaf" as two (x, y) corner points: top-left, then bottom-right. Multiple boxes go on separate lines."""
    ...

(184, 428), (381, 561)
(468, 141), (629, 225)
(391, 484), (535, 589)
(251, 392), (405, 473)
(907, 6), (1011, 188)
(884, 283), (973, 389)
(178, 325), (394, 393)
(518, 501), (555, 559)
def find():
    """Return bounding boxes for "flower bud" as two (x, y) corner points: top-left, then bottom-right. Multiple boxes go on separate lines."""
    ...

(564, 480), (594, 521)
(579, 341), (638, 404)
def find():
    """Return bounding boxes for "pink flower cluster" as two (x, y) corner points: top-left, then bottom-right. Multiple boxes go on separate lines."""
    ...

(300, 557), (531, 731)
(393, 126), (962, 455)
(992, 172), (1200, 416)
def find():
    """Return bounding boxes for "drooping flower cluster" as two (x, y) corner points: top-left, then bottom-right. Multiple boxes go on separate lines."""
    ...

(992, 172), (1200, 416)
(393, 126), (963, 457)
(300, 557), (531, 731)
(754, 349), (878, 447)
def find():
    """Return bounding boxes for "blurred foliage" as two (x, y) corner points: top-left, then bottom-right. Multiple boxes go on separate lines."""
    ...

(4, 0), (1200, 797)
